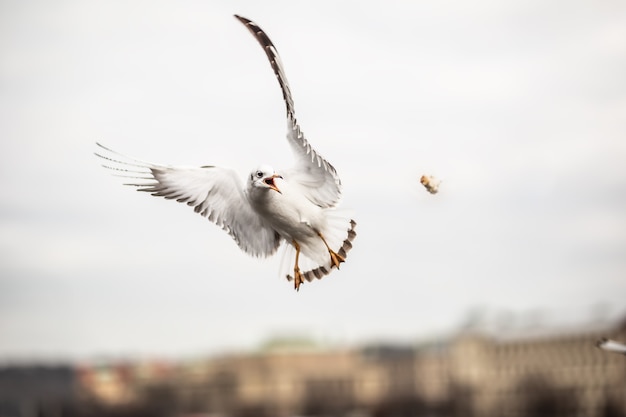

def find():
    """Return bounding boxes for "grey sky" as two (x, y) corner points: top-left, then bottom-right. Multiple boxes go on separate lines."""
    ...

(1, 0), (625, 360)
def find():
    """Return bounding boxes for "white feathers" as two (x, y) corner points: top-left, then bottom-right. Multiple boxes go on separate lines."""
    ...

(235, 15), (342, 208)
(95, 15), (356, 290)
(95, 143), (281, 258)
(596, 338), (626, 355)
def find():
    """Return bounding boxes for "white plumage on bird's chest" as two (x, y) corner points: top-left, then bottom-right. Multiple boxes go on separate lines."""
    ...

(248, 177), (330, 265)
(252, 178), (324, 238)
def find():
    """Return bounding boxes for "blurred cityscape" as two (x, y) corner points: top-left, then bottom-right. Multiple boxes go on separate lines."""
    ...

(1, 315), (625, 417)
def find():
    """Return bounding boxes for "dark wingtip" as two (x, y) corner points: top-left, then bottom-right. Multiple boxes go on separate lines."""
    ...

(233, 14), (249, 24)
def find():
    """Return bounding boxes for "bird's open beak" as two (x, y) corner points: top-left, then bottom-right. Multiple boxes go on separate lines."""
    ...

(264, 174), (283, 193)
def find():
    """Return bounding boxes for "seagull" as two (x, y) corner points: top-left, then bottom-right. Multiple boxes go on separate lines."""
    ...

(596, 338), (626, 355)
(95, 15), (356, 291)
(420, 175), (441, 194)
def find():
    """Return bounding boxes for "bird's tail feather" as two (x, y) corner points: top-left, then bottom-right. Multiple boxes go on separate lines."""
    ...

(279, 210), (356, 285)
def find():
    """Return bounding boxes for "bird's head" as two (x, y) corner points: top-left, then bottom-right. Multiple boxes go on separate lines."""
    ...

(249, 165), (283, 194)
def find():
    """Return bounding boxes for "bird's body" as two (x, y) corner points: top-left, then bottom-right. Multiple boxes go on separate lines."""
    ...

(596, 338), (626, 355)
(248, 174), (314, 229)
(248, 174), (325, 255)
(96, 15), (356, 290)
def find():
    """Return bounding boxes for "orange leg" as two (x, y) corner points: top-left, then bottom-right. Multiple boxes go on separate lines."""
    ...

(317, 232), (345, 269)
(292, 240), (304, 291)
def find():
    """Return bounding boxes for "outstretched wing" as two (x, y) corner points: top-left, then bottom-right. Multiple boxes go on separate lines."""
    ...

(234, 15), (342, 208)
(95, 143), (282, 257)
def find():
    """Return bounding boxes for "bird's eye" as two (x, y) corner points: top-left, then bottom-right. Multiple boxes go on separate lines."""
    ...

(256, 171), (263, 178)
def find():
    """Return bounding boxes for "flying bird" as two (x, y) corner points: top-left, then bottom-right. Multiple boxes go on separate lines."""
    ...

(96, 15), (356, 291)
(596, 338), (626, 355)
(420, 175), (441, 194)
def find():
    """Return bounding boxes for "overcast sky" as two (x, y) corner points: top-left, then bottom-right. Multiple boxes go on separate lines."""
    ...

(1, 0), (625, 361)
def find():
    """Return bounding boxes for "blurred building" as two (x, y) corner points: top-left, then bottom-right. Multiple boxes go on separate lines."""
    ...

(172, 345), (416, 417)
(440, 320), (626, 417)
(76, 359), (179, 412)
(76, 362), (136, 406)
(0, 364), (78, 417)
(1, 317), (624, 417)
(168, 318), (626, 417)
